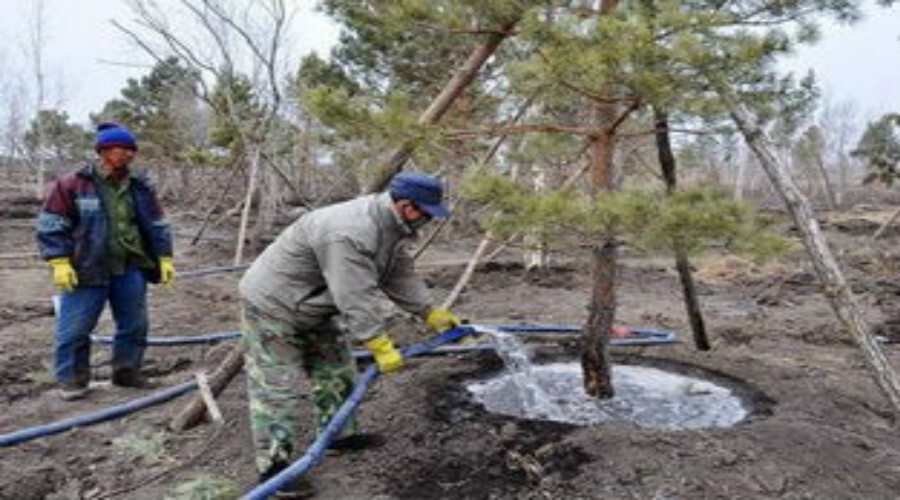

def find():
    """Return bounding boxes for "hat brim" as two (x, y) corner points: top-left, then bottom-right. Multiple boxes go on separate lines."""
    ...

(96, 143), (138, 152)
(418, 202), (450, 218)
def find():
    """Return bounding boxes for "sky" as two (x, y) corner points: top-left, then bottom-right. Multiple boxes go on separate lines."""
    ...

(0, 1), (897, 129)
(0, 0), (340, 124)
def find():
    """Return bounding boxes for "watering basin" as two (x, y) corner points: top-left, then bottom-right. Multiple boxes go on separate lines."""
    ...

(467, 362), (748, 430)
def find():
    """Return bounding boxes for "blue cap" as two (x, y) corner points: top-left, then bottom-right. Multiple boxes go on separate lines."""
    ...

(95, 122), (138, 151)
(389, 172), (450, 218)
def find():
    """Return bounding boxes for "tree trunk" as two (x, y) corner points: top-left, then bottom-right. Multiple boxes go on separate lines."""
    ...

(733, 153), (748, 201)
(808, 150), (837, 210)
(873, 206), (900, 240)
(726, 95), (900, 417)
(654, 110), (711, 351)
(368, 20), (519, 193)
(582, 240), (616, 398)
(581, 125), (618, 399)
(580, 0), (621, 400)
(524, 167), (549, 270)
(234, 147), (261, 265)
(442, 236), (492, 310)
(836, 152), (849, 208)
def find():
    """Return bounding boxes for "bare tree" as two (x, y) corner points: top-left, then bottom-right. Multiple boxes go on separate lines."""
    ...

(23, 0), (48, 199)
(818, 95), (860, 207)
(723, 90), (900, 417)
(116, 0), (294, 263)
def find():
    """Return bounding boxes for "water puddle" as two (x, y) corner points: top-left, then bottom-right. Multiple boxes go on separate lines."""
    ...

(467, 331), (748, 429)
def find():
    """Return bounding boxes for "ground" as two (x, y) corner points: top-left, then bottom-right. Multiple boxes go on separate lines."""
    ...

(3, 183), (900, 500)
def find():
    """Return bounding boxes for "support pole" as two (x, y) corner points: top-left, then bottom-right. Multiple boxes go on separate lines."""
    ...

(170, 343), (246, 432)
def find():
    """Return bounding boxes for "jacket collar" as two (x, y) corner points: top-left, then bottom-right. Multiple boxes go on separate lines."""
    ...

(375, 192), (413, 237)
(77, 163), (141, 182)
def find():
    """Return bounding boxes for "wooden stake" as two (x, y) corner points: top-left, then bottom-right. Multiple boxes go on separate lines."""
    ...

(442, 236), (492, 310)
(194, 371), (224, 425)
(170, 343), (246, 432)
(872, 206), (900, 240)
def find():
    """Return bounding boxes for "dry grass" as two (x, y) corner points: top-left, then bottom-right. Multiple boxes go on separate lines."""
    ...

(164, 474), (240, 500)
(694, 254), (793, 285)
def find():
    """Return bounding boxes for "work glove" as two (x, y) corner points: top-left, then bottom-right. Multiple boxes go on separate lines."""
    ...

(159, 257), (176, 286)
(424, 307), (462, 333)
(365, 334), (404, 373)
(48, 258), (78, 292)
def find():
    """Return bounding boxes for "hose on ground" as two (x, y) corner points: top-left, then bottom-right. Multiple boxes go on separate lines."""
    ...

(91, 324), (681, 348)
(241, 326), (475, 500)
(178, 264), (250, 279)
(0, 381), (198, 448)
(91, 331), (242, 346)
(3, 324), (680, 451)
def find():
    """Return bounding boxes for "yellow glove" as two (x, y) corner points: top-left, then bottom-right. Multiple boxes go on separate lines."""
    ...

(159, 257), (176, 286)
(425, 307), (461, 333)
(48, 258), (78, 292)
(365, 334), (404, 373)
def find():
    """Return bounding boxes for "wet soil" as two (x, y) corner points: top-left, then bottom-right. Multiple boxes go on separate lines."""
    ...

(3, 184), (900, 499)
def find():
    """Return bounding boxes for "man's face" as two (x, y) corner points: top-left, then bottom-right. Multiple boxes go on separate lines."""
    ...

(98, 146), (136, 175)
(397, 199), (432, 232)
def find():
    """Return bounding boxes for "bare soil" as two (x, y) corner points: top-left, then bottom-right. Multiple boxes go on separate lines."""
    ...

(3, 184), (900, 500)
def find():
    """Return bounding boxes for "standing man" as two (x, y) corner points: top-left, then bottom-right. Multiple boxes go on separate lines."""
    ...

(240, 171), (461, 490)
(36, 122), (175, 400)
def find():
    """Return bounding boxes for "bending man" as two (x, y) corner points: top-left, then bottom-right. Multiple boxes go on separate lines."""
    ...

(239, 171), (461, 491)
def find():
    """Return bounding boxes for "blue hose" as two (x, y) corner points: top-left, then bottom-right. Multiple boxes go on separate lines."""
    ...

(5, 324), (679, 452)
(0, 381), (198, 448)
(92, 331), (242, 346)
(90, 325), (680, 348)
(178, 264), (250, 279)
(242, 326), (475, 500)
(482, 324), (681, 346)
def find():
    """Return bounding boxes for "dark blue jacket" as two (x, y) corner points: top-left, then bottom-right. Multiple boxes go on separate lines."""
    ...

(36, 164), (173, 286)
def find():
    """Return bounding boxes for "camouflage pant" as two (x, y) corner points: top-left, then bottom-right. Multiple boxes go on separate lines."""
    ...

(242, 301), (359, 475)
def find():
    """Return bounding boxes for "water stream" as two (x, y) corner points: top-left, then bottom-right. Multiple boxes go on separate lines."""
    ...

(468, 330), (748, 429)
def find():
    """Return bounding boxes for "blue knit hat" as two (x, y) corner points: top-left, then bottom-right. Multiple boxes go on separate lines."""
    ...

(95, 122), (138, 152)
(389, 172), (450, 218)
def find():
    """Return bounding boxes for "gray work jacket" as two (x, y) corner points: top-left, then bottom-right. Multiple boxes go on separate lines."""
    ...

(239, 192), (432, 341)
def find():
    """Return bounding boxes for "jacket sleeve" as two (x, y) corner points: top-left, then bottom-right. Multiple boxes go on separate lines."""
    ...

(313, 235), (385, 342)
(35, 177), (75, 260)
(381, 244), (432, 318)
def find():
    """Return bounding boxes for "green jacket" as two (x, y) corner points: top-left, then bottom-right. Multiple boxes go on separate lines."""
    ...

(239, 192), (432, 341)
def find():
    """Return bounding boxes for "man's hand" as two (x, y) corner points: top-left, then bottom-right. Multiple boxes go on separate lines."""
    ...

(425, 307), (461, 333)
(159, 257), (176, 286)
(48, 258), (78, 292)
(365, 334), (404, 373)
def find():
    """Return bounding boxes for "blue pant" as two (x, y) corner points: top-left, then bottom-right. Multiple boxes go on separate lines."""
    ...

(54, 268), (148, 385)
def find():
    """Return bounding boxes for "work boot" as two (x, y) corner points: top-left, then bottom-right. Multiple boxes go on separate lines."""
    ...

(271, 480), (315, 500)
(259, 463), (315, 499)
(111, 367), (154, 388)
(328, 433), (386, 452)
(58, 382), (90, 401)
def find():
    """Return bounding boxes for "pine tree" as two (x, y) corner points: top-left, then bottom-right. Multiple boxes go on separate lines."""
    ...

(94, 57), (201, 166)
(852, 114), (900, 186)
